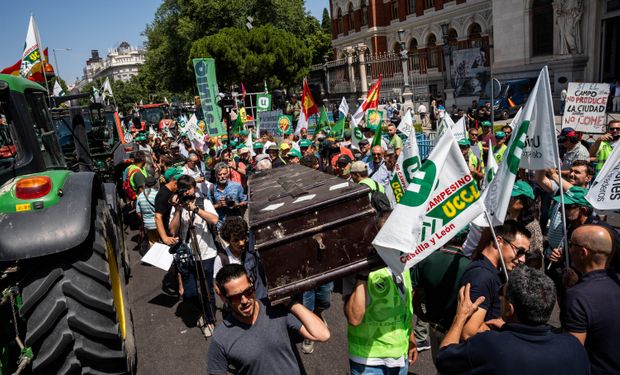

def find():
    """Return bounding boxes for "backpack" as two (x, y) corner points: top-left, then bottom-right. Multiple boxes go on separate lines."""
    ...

(369, 180), (392, 214)
(123, 166), (141, 201)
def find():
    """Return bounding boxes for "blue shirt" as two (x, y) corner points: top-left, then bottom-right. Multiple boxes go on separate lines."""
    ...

(563, 269), (620, 375)
(210, 180), (247, 229)
(136, 188), (158, 230)
(437, 323), (590, 375)
(459, 256), (502, 321)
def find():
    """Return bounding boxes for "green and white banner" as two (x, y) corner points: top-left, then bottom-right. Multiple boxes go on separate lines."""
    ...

(482, 139), (498, 189)
(373, 129), (484, 274)
(256, 94), (272, 112)
(193, 58), (224, 136)
(390, 113), (421, 204)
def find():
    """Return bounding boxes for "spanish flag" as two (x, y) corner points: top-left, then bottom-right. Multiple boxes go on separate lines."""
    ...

(351, 74), (382, 127)
(295, 78), (319, 134)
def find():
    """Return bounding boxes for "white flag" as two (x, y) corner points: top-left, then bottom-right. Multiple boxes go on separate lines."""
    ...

(295, 111), (308, 135)
(482, 139), (498, 190)
(53, 81), (64, 97)
(437, 115), (467, 141)
(373, 129), (484, 274)
(390, 121), (421, 203)
(483, 109), (530, 226)
(20, 15), (43, 78)
(339, 97), (349, 116)
(246, 128), (255, 157)
(586, 145), (620, 210)
(518, 66), (559, 170)
(507, 107), (523, 129)
(397, 109), (414, 135)
(102, 77), (114, 100)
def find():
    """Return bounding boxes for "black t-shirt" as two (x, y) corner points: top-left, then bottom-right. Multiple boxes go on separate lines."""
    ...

(154, 185), (174, 236)
(459, 256), (502, 321)
(562, 269), (620, 374)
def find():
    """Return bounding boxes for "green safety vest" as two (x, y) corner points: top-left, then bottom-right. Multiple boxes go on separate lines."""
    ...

(596, 141), (613, 171)
(359, 177), (385, 193)
(495, 144), (507, 164)
(348, 268), (413, 359)
(128, 164), (147, 191)
(468, 150), (480, 171)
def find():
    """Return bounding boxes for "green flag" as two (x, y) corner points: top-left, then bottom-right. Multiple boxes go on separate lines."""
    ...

(371, 125), (382, 148)
(332, 116), (346, 138)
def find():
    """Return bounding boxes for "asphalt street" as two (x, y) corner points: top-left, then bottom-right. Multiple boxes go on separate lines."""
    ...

(125, 231), (437, 375)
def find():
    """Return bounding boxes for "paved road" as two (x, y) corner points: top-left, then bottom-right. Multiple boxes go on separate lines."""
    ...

(125, 232), (436, 375)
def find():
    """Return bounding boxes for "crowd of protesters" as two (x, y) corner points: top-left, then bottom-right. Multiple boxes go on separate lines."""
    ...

(123, 103), (620, 374)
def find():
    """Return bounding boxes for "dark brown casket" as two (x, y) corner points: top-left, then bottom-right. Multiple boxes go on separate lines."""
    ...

(248, 164), (384, 304)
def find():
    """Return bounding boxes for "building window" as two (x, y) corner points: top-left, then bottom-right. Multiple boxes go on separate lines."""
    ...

(427, 33), (439, 68)
(448, 28), (458, 48)
(532, 0), (553, 56)
(424, 0), (435, 9)
(391, 0), (399, 20)
(348, 2), (355, 31)
(393, 42), (402, 54)
(337, 7), (343, 34)
(407, 0), (416, 14)
(361, 0), (368, 26)
(468, 22), (483, 48)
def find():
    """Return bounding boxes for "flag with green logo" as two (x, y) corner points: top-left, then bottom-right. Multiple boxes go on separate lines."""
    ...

(193, 58), (225, 136)
(483, 113), (529, 226)
(389, 121), (421, 204)
(373, 129), (484, 274)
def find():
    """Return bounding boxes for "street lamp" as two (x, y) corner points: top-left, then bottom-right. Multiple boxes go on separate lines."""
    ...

(441, 23), (453, 104)
(397, 28), (413, 108)
(52, 48), (72, 81)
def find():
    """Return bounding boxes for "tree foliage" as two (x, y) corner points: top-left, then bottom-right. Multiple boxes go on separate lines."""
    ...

(141, 0), (332, 94)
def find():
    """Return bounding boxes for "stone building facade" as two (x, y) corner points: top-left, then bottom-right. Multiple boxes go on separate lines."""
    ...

(320, 0), (619, 109)
(76, 42), (145, 89)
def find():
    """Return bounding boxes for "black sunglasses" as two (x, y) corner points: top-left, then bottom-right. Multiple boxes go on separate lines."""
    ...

(501, 237), (529, 258)
(225, 285), (254, 304)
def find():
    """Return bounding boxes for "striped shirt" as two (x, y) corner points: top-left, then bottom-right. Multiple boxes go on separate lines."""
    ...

(136, 188), (158, 230)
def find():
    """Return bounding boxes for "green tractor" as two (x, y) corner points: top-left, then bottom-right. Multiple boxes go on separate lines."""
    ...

(0, 74), (136, 374)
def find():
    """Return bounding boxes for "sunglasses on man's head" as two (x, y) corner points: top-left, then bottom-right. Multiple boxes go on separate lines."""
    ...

(225, 285), (254, 304)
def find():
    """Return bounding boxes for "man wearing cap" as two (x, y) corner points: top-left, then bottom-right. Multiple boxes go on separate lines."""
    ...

(458, 139), (483, 182)
(155, 167), (185, 245)
(286, 148), (302, 165)
(266, 144), (283, 168)
(589, 120), (620, 172)
(125, 151), (149, 201)
(350, 161), (385, 194)
(253, 141), (264, 155)
(480, 121), (496, 150)
(357, 139), (371, 162)
(558, 127), (589, 176)
(562, 224), (620, 374)
(494, 131), (507, 164)
(336, 154), (353, 180)
(298, 139), (314, 156)
(169, 141), (186, 166)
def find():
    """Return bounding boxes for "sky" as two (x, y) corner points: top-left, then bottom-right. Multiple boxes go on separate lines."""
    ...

(0, 0), (330, 85)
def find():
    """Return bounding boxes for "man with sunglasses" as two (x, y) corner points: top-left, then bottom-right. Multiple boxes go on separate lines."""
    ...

(589, 120), (620, 173)
(208, 265), (330, 375)
(458, 220), (531, 340)
(562, 224), (620, 374)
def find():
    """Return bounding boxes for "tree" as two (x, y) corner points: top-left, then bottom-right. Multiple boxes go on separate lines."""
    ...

(189, 25), (312, 90)
(321, 8), (332, 34)
(141, 0), (332, 94)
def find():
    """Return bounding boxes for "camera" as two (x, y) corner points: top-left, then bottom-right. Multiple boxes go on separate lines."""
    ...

(225, 195), (236, 208)
(176, 186), (195, 205)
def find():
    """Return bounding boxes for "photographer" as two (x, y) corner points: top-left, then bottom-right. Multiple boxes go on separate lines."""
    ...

(210, 162), (247, 231)
(169, 175), (219, 337)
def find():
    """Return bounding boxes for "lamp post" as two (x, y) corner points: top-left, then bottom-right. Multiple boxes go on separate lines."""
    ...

(397, 29), (413, 110)
(440, 23), (455, 108)
(52, 48), (72, 81)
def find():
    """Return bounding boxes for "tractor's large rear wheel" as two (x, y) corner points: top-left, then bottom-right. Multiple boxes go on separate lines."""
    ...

(19, 199), (136, 374)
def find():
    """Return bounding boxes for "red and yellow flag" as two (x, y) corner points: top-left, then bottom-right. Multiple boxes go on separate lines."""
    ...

(361, 75), (382, 112)
(301, 79), (319, 119)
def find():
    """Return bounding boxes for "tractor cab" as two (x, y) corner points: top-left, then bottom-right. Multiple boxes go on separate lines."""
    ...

(0, 74), (65, 186)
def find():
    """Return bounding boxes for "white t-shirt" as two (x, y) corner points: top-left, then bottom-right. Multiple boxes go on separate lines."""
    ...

(212, 247), (242, 279)
(418, 104), (427, 114)
(170, 199), (218, 260)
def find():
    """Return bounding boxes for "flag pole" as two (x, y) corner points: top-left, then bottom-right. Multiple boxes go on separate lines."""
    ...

(32, 15), (50, 95)
(484, 210), (510, 281)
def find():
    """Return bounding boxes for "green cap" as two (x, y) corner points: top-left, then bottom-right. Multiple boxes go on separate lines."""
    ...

(495, 131), (506, 139)
(253, 141), (264, 149)
(299, 139), (312, 148)
(457, 139), (470, 147)
(553, 186), (592, 207)
(511, 180), (535, 200)
(235, 143), (245, 150)
(134, 134), (147, 142)
(287, 148), (303, 159)
(239, 130), (248, 136)
(229, 139), (239, 147)
(482, 121), (492, 127)
(163, 167), (184, 182)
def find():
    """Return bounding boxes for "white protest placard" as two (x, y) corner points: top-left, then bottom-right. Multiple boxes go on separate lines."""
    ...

(141, 243), (174, 271)
(586, 144), (620, 211)
(562, 82), (610, 134)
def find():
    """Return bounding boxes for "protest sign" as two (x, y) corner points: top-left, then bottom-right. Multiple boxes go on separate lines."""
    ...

(562, 82), (610, 133)
(586, 144), (620, 210)
(366, 110), (384, 128)
(277, 115), (293, 135)
(257, 109), (282, 135)
(256, 94), (271, 112)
